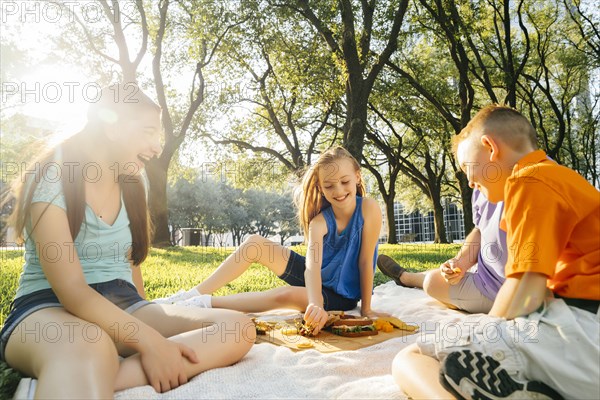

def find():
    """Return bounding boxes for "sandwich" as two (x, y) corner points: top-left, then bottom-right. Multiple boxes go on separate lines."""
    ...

(329, 315), (378, 337)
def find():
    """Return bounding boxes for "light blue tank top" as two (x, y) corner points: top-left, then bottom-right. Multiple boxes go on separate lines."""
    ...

(320, 196), (378, 300)
(15, 152), (136, 299)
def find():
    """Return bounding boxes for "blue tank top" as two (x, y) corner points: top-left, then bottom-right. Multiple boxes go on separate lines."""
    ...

(320, 196), (378, 300)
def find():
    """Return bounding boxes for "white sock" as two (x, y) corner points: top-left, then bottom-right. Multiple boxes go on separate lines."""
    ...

(181, 294), (212, 308)
(183, 287), (201, 299)
(154, 287), (202, 304)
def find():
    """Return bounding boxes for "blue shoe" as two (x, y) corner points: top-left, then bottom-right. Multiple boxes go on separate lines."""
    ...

(440, 350), (564, 400)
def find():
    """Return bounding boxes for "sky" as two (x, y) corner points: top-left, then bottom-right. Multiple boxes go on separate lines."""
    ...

(0, 0), (245, 168)
(0, 1), (155, 140)
(1, 0), (598, 165)
(1, 8), (93, 142)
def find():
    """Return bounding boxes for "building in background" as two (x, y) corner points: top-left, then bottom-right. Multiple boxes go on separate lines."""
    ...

(381, 201), (466, 243)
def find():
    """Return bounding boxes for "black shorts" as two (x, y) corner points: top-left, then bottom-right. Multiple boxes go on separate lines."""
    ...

(0, 279), (150, 361)
(278, 251), (358, 312)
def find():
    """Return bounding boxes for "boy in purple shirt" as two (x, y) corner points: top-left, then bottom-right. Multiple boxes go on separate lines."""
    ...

(378, 189), (506, 313)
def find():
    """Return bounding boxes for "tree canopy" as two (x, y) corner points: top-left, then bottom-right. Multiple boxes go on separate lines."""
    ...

(2, 0), (598, 245)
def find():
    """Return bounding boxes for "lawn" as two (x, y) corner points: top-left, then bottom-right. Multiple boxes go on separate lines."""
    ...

(0, 243), (460, 397)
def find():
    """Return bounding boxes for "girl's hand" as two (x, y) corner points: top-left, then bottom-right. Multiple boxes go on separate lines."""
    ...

(140, 336), (199, 393)
(440, 259), (465, 285)
(303, 304), (329, 335)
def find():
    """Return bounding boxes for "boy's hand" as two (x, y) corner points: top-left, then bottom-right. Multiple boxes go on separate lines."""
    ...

(440, 259), (465, 285)
(304, 303), (329, 335)
(140, 335), (199, 393)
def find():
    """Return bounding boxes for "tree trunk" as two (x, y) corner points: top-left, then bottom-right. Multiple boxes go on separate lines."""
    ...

(145, 161), (170, 247)
(429, 185), (448, 244)
(432, 200), (448, 244)
(456, 171), (474, 234)
(344, 90), (369, 162)
(232, 230), (241, 246)
(203, 232), (212, 247)
(385, 193), (398, 244)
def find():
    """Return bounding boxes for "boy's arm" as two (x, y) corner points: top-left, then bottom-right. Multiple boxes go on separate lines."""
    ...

(492, 176), (572, 319)
(489, 272), (548, 319)
(359, 198), (383, 317)
(441, 228), (481, 284)
(450, 228), (481, 270)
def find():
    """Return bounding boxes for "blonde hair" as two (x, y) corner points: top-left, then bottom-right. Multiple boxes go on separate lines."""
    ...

(452, 104), (538, 155)
(294, 147), (364, 237)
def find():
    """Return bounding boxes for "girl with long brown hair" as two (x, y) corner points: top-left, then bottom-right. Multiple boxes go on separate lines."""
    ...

(0, 83), (254, 398)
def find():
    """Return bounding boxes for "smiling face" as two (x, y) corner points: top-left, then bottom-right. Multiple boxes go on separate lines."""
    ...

(454, 105), (539, 204)
(106, 107), (163, 175)
(456, 135), (507, 203)
(317, 158), (361, 208)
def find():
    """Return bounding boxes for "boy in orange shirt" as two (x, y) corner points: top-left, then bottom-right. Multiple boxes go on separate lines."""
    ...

(392, 105), (599, 399)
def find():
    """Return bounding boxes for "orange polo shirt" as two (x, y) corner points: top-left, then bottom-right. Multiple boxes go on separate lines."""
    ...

(500, 150), (600, 300)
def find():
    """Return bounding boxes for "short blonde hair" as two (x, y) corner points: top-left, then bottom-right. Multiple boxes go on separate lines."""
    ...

(452, 105), (538, 154)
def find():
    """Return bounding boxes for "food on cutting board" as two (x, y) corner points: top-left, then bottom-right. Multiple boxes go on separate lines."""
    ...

(376, 316), (418, 332)
(330, 315), (378, 337)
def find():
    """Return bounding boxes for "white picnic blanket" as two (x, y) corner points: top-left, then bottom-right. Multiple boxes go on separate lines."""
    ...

(115, 282), (466, 399)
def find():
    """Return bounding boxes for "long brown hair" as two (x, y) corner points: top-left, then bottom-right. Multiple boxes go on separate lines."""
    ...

(5, 83), (160, 265)
(293, 147), (364, 237)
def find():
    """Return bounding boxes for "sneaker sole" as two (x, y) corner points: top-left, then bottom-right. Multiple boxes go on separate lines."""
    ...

(440, 350), (564, 400)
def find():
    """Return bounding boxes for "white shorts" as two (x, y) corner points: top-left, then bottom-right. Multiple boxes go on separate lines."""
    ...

(448, 272), (495, 314)
(416, 298), (600, 399)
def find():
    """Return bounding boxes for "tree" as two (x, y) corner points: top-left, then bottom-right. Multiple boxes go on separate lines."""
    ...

(244, 189), (277, 237)
(272, 192), (301, 245)
(168, 176), (228, 246)
(201, 2), (340, 175)
(56, 0), (243, 245)
(275, 0), (410, 162)
(563, 0), (600, 66)
(168, 176), (202, 232)
(221, 185), (254, 246)
(361, 106), (402, 244)
(366, 100), (452, 243)
(516, 0), (599, 185)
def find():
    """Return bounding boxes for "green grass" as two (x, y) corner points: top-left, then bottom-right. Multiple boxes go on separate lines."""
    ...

(0, 243), (460, 396)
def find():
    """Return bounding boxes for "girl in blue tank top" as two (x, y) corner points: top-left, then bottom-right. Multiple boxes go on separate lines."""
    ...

(162, 147), (386, 335)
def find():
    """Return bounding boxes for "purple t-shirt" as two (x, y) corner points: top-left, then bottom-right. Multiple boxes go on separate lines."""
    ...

(471, 189), (507, 300)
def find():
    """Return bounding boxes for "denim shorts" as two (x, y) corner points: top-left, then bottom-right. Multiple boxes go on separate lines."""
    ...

(0, 279), (150, 361)
(278, 250), (358, 311)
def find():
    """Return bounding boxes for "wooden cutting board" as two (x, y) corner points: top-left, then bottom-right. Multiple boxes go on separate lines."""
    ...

(254, 318), (418, 353)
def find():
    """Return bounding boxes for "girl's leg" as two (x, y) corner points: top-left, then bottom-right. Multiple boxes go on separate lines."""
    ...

(211, 286), (308, 313)
(392, 344), (454, 399)
(196, 234), (291, 295)
(4, 308), (119, 399)
(114, 304), (255, 391)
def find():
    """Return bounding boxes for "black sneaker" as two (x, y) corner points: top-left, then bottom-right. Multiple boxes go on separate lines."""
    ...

(377, 254), (408, 287)
(440, 350), (564, 400)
